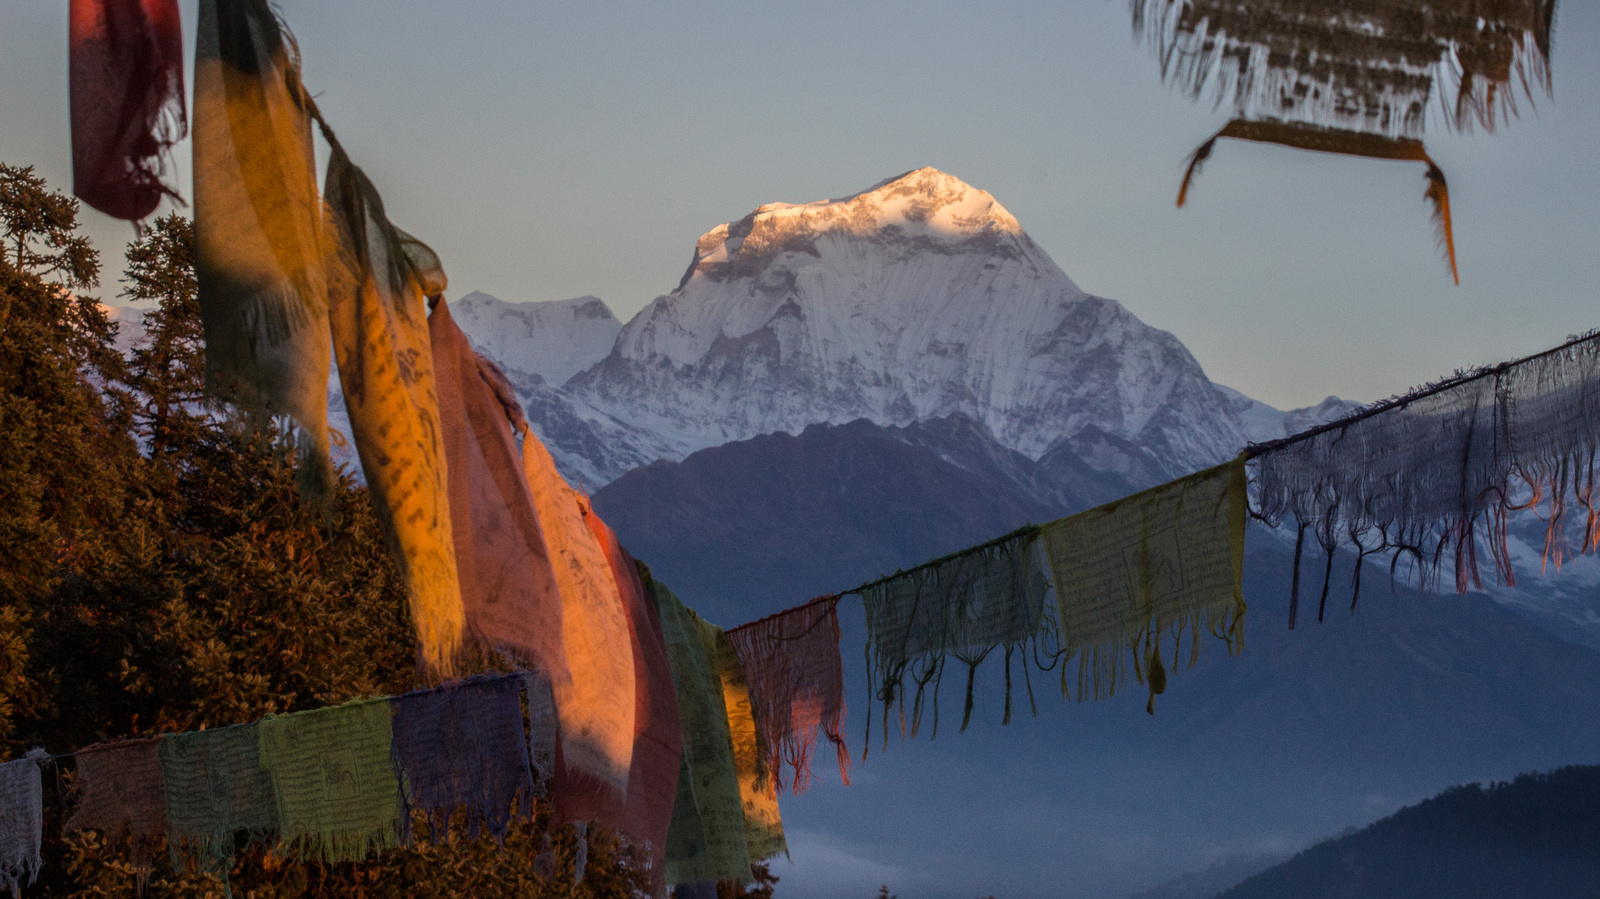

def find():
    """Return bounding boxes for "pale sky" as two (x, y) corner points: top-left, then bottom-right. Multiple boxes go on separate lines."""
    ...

(3, 1), (1597, 411)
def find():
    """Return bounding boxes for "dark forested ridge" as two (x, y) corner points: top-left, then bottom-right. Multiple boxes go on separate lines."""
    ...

(1217, 766), (1600, 899)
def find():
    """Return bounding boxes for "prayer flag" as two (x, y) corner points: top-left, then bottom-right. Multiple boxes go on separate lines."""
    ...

(0, 752), (44, 898)
(65, 739), (167, 882)
(159, 724), (276, 875)
(1040, 457), (1247, 711)
(390, 676), (535, 843)
(581, 510), (685, 894)
(861, 528), (1048, 741)
(727, 597), (849, 794)
(257, 700), (403, 863)
(651, 580), (752, 886)
(522, 433), (637, 799)
(1254, 333), (1600, 611)
(705, 622), (786, 863)
(325, 145), (464, 676)
(193, 0), (332, 492)
(429, 298), (572, 710)
(69, 0), (185, 221)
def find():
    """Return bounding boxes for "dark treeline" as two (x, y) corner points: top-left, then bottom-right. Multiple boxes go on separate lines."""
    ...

(1218, 765), (1600, 899)
(0, 163), (650, 897)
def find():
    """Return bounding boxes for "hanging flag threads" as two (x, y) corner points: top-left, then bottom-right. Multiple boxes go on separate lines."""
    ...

(324, 144), (464, 677)
(727, 597), (850, 794)
(1252, 331), (1600, 611)
(192, 0), (334, 494)
(257, 701), (404, 864)
(69, 0), (186, 223)
(65, 739), (168, 886)
(859, 526), (1049, 747)
(1040, 457), (1247, 713)
(390, 676), (535, 844)
(0, 751), (47, 898)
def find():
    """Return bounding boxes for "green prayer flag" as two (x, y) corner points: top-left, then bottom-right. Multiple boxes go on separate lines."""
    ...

(257, 700), (403, 863)
(651, 581), (752, 886)
(161, 723), (277, 877)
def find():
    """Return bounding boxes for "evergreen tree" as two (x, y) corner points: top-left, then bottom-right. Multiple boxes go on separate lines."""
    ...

(122, 213), (204, 465)
(0, 164), (132, 749)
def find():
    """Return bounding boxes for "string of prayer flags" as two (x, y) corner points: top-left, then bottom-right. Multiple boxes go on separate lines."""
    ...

(727, 597), (850, 794)
(1040, 456), (1247, 713)
(584, 512), (685, 895)
(522, 432), (637, 800)
(860, 527), (1048, 745)
(257, 700), (404, 863)
(0, 751), (45, 898)
(1252, 332), (1600, 617)
(1502, 335), (1600, 565)
(391, 676), (535, 843)
(651, 579), (755, 886)
(706, 621), (787, 863)
(158, 724), (277, 879)
(69, 0), (186, 222)
(192, 0), (334, 494)
(64, 739), (167, 883)
(430, 299), (572, 696)
(324, 144), (464, 677)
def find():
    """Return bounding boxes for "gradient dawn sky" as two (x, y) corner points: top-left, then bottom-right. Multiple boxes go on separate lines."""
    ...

(3, 1), (1598, 411)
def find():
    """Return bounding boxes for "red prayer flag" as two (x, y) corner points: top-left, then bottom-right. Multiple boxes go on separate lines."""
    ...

(69, 0), (186, 222)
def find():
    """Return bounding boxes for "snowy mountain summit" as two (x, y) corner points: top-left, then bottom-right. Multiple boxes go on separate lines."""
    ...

(562, 166), (1247, 484)
(451, 291), (621, 387)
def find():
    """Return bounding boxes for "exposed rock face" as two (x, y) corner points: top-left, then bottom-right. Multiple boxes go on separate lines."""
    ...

(563, 167), (1248, 485)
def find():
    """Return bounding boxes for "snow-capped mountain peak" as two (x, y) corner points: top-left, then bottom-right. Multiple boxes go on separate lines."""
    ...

(681, 166), (1039, 292)
(563, 167), (1244, 483)
(449, 290), (621, 387)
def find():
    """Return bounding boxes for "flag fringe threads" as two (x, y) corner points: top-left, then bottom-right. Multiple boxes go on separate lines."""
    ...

(1041, 458), (1247, 715)
(1251, 331), (1600, 616)
(858, 526), (1048, 753)
(726, 596), (849, 794)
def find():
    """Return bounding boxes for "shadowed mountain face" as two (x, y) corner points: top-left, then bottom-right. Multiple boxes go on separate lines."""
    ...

(593, 420), (1600, 899)
(591, 415), (1097, 624)
(1216, 766), (1600, 899)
